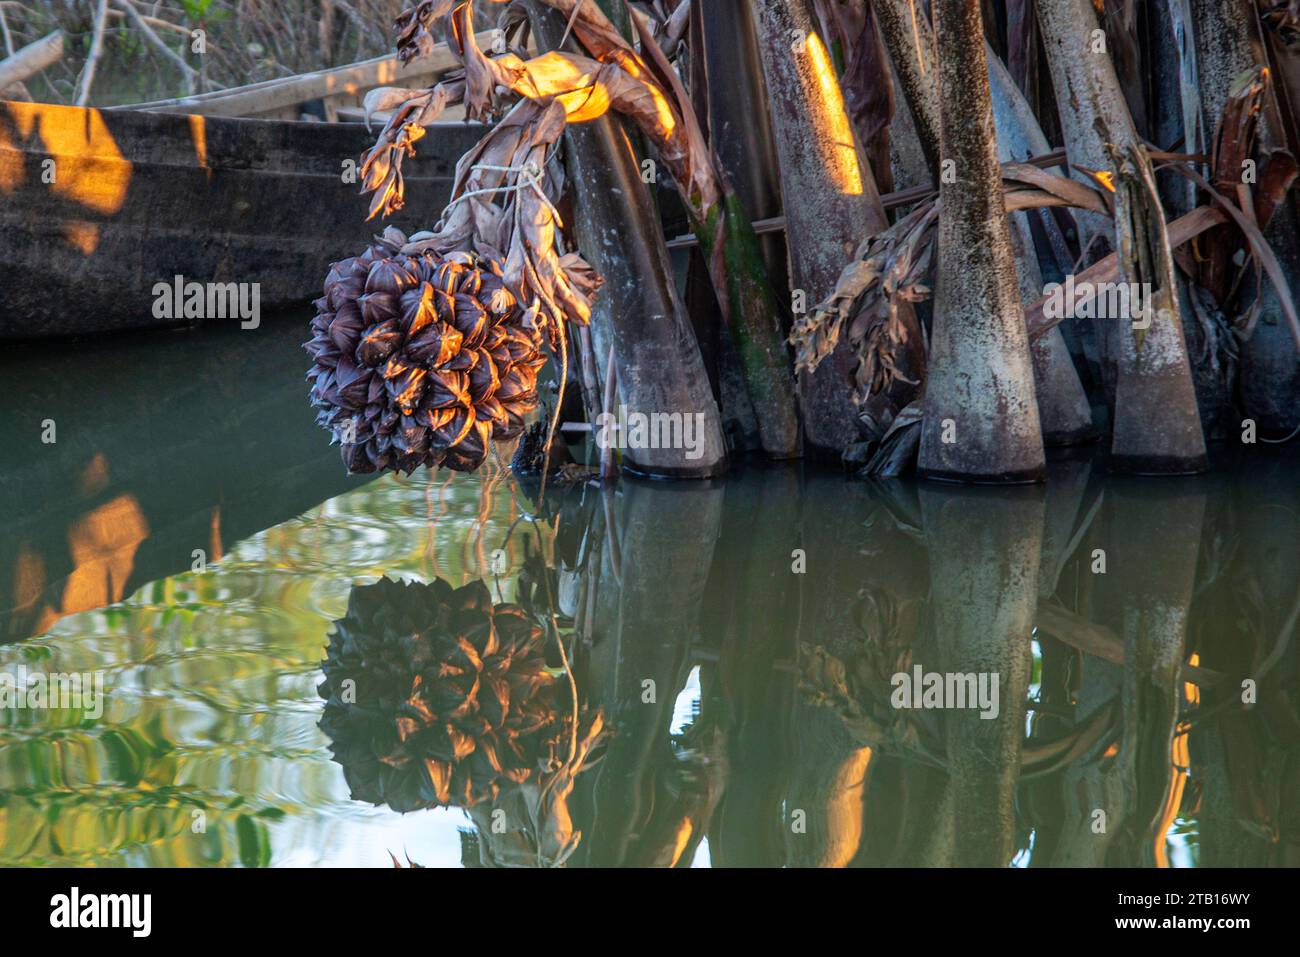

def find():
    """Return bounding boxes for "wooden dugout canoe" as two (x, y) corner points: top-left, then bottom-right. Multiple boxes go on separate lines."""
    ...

(0, 99), (485, 339)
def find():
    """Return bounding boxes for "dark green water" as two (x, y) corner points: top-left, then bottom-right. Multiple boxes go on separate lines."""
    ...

(0, 317), (1296, 867)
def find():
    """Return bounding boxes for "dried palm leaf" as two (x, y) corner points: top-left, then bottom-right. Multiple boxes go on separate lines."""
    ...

(395, 0), (460, 65)
(359, 83), (460, 220)
(1199, 67), (1268, 302)
(1261, 0), (1300, 43)
(796, 140), (1298, 406)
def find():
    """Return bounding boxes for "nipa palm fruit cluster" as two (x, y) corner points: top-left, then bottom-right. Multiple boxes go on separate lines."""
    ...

(317, 576), (573, 813)
(305, 227), (547, 475)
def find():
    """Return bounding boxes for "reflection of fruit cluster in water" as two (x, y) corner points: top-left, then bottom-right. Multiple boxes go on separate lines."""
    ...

(317, 576), (572, 813)
(305, 228), (547, 475)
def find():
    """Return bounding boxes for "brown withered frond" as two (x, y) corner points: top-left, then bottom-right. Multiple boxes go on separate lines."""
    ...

(399, 96), (602, 333)
(358, 84), (460, 221)
(1160, 67), (1300, 349)
(395, 0), (460, 65)
(1260, 1), (1300, 43)
(356, 0), (749, 358)
(791, 159), (1215, 406)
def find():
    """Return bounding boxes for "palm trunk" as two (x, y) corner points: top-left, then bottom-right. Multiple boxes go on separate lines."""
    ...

(1037, 455), (1095, 600)
(751, 0), (896, 456)
(986, 50), (1099, 446)
(877, 1), (1095, 447)
(529, 0), (801, 460)
(919, 0), (1046, 482)
(1143, 4), (1239, 438)
(1190, 0), (1300, 435)
(886, 70), (933, 193)
(688, 199), (804, 460)
(1035, 0), (1208, 473)
(696, 0), (782, 453)
(529, 2), (728, 477)
(698, 0), (788, 281)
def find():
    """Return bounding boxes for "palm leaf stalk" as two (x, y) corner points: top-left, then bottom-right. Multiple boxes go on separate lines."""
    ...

(871, 0), (942, 178)
(805, 0), (896, 191)
(573, 479), (729, 866)
(985, 49), (1097, 446)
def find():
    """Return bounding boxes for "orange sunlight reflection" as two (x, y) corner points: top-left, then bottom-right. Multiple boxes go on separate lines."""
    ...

(1156, 657), (1201, 867)
(0, 119), (21, 194)
(910, 1), (927, 77)
(557, 84), (612, 123)
(803, 32), (864, 197)
(62, 221), (101, 255)
(189, 113), (209, 172)
(615, 53), (677, 136)
(61, 494), (150, 620)
(1156, 729), (1191, 868)
(9, 103), (131, 214)
(822, 747), (872, 866)
(668, 819), (694, 867)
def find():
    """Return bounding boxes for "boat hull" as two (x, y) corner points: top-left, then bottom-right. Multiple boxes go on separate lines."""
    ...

(0, 100), (484, 339)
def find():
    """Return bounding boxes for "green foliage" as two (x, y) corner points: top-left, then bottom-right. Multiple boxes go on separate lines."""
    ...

(180, 0), (216, 19)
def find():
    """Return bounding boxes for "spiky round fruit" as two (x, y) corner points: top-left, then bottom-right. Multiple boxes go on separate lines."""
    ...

(317, 576), (572, 813)
(305, 228), (547, 475)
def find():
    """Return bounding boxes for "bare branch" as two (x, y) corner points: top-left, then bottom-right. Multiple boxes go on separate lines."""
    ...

(73, 0), (110, 106)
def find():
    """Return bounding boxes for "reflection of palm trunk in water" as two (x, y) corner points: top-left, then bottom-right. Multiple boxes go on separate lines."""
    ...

(752, 478), (959, 866)
(919, 487), (1044, 866)
(1110, 486), (1205, 867)
(1018, 457), (1098, 863)
(783, 480), (931, 867)
(1050, 484), (1206, 866)
(1194, 452), (1300, 866)
(706, 467), (801, 867)
(849, 488), (942, 867)
(576, 481), (726, 867)
(1037, 457), (1097, 603)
